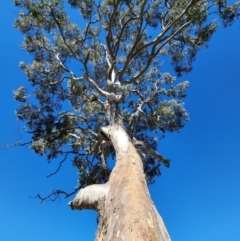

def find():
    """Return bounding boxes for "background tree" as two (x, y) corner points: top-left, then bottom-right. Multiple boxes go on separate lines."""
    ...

(12, 0), (240, 240)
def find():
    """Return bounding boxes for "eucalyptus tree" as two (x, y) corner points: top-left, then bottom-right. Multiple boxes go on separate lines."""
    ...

(13, 0), (240, 240)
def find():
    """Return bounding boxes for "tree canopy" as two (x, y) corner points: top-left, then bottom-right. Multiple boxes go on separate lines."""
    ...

(13, 0), (240, 200)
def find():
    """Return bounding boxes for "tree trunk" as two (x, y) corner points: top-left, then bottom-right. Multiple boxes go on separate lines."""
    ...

(69, 124), (171, 241)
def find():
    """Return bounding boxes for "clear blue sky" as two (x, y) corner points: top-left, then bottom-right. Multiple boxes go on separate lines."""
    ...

(0, 1), (240, 241)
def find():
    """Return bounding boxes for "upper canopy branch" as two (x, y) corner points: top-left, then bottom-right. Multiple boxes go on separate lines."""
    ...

(55, 53), (109, 97)
(118, 0), (147, 83)
(136, 0), (199, 53)
(127, 19), (193, 85)
(129, 100), (165, 134)
(113, 15), (140, 57)
(105, 0), (120, 61)
(120, 0), (202, 84)
(46, 4), (82, 60)
(101, 44), (116, 84)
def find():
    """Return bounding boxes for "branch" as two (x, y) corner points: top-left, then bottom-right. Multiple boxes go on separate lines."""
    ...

(36, 76), (70, 86)
(146, 149), (170, 168)
(47, 5), (81, 60)
(125, 53), (155, 85)
(118, 0), (147, 82)
(55, 112), (88, 124)
(121, 0), (200, 84)
(49, 5), (109, 97)
(105, 1), (119, 60)
(132, 138), (169, 167)
(101, 44), (116, 83)
(69, 130), (98, 139)
(31, 187), (80, 203)
(156, 20), (193, 56)
(142, 111), (165, 133)
(128, 101), (164, 133)
(55, 54), (75, 76)
(81, 74), (109, 97)
(55, 53), (109, 97)
(0, 140), (31, 150)
(83, 52), (110, 97)
(137, 0), (198, 54)
(46, 153), (69, 177)
(125, 19), (195, 85)
(84, 17), (100, 40)
(113, 16), (140, 58)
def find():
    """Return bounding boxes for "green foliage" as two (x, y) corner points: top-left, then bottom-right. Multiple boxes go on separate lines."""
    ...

(14, 86), (28, 102)
(13, 0), (240, 189)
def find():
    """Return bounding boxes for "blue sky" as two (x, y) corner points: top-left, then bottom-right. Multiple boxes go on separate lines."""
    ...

(0, 1), (240, 241)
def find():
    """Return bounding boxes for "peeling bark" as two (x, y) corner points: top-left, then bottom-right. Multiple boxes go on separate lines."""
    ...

(69, 124), (171, 241)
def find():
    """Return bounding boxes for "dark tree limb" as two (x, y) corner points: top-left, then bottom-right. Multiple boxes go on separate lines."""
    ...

(30, 187), (81, 203)
(46, 153), (69, 177)
(0, 140), (31, 150)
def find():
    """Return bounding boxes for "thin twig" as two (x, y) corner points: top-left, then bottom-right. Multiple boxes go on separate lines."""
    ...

(46, 153), (69, 177)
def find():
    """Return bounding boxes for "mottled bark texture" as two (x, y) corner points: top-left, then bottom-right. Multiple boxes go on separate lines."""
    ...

(69, 124), (171, 241)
